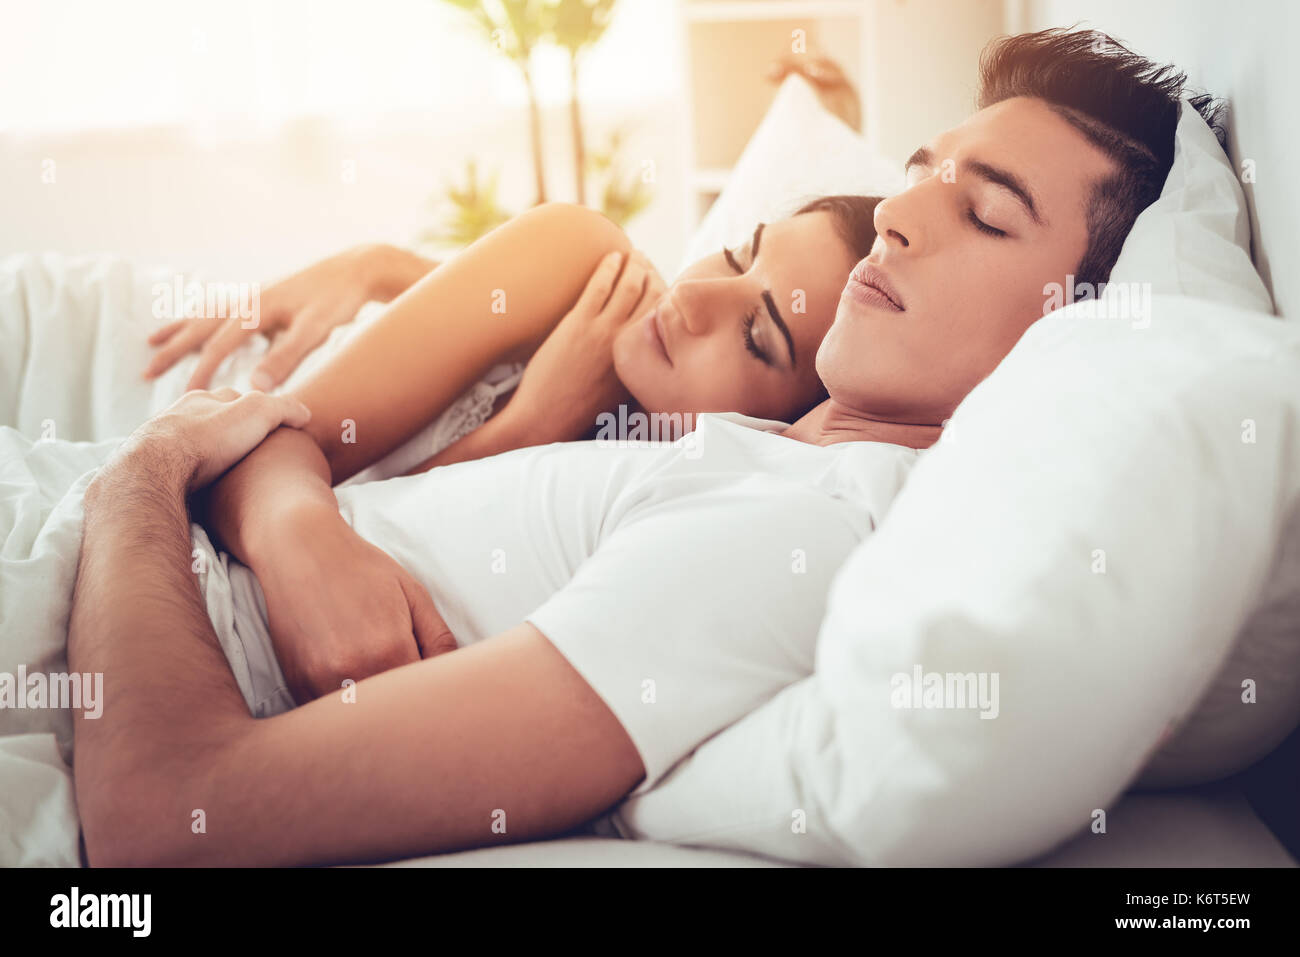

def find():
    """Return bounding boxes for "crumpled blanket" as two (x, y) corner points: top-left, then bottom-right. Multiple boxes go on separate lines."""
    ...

(0, 251), (520, 865)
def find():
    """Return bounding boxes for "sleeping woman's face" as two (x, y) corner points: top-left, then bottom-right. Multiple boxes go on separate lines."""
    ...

(611, 210), (860, 424)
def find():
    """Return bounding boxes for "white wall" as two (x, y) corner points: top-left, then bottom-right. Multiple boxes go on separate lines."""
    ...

(0, 104), (687, 282)
(867, 0), (1005, 164)
(1022, 0), (1300, 316)
(0, 0), (688, 282)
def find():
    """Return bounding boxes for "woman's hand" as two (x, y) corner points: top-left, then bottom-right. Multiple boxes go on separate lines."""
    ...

(144, 244), (438, 392)
(495, 248), (667, 447)
(251, 503), (457, 705)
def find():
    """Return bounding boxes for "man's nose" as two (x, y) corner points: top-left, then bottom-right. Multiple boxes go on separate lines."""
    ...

(873, 184), (932, 254)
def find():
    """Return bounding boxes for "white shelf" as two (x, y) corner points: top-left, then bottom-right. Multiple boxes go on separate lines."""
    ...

(678, 0), (877, 228)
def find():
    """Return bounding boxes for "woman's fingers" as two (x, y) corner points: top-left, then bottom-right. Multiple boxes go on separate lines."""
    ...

(598, 258), (648, 326)
(142, 316), (223, 380)
(615, 249), (665, 325)
(574, 250), (625, 316)
(249, 318), (329, 392)
(634, 250), (667, 290)
(187, 316), (258, 391)
(642, 265), (668, 307)
(627, 248), (654, 270)
(147, 318), (188, 347)
(401, 574), (458, 660)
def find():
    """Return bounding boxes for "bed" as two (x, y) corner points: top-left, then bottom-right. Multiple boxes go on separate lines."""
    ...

(1, 0), (1297, 869)
(384, 781), (1298, 867)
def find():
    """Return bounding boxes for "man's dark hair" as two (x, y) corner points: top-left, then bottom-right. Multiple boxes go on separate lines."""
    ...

(977, 27), (1224, 289)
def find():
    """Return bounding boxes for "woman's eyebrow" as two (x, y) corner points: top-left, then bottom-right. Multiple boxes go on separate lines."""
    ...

(905, 145), (933, 170)
(751, 222), (765, 260)
(761, 289), (796, 367)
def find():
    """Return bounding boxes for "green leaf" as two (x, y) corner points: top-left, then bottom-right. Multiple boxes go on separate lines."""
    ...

(426, 158), (515, 248)
(546, 0), (617, 54)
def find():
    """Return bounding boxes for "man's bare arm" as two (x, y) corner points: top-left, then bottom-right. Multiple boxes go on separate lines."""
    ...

(192, 626), (642, 866)
(69, 401), (643, 866)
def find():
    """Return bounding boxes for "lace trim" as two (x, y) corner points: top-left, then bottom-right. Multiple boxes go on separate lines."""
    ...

(338, 361), (525, 486)
(435, 362), (524, 452)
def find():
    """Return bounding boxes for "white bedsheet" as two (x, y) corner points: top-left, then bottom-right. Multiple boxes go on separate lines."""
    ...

(0, 253), (172, 863)
(0, 251), (517, 865)
(0, 253), (172, 865)
(0, 429), (111, 864)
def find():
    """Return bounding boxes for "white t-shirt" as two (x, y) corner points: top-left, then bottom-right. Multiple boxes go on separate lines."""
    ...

(199, 413), (921, 795)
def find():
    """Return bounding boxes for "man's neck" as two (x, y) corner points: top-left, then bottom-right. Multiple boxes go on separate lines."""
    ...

(783, 399), (944, 450)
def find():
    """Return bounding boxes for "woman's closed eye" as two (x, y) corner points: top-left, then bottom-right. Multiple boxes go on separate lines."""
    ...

(724, 230), (776, 367)
(742, 310), (773, 366)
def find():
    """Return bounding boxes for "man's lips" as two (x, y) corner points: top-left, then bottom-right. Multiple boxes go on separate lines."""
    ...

(847, 262), (905, 312)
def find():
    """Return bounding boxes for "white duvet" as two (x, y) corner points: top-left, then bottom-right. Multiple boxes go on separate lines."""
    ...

(0, 253), (173, 865)
(0, 251), (518, 865)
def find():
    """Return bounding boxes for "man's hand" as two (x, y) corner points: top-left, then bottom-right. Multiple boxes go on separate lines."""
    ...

(111, 388), (313, 494)
(101, 388), (455, 705)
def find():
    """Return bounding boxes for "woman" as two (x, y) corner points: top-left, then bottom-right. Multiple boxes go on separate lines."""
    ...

(148, 197), (881, 485)
(180, 196), (880, 705)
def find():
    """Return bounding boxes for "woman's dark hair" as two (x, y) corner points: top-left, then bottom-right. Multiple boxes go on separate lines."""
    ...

(781, 193), (882, 412)
(793, 193), (883, 263)
(976, 27), (1224, 289)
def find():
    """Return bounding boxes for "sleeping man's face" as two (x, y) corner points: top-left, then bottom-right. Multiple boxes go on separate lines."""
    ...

(817, 96), (1121, 425)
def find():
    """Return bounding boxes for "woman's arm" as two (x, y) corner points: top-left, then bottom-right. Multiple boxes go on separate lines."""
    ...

(203, 204), (631, 701)
(408, 248), (665, 471)
(202, 427), (452, 704)
(365, 243), (442, 301)
(206, 202), (631, 566)
(201, 243), (656, 699)
(296, 202), (632, 481)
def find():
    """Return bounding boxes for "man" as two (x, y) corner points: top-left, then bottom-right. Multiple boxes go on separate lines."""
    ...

(68, 29), (1220, 866)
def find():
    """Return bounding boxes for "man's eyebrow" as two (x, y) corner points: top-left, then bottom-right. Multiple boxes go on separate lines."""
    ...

(760, 289), (796, 367)
(907, 145), (1046, 227)
(966, 159), (1045, 226)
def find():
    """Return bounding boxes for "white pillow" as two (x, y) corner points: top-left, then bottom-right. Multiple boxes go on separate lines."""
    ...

(1101, 103), (1298, 786)
(604, 102), (1300, 865)
(677, 73), (902, 276)
(1104, 102), (1272, 314)
(1095, 104), (1292, 786)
